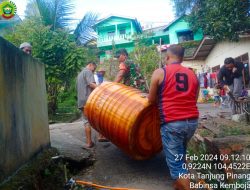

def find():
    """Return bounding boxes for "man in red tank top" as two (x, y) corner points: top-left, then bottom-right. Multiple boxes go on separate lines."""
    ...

(148, 45), (199, 190)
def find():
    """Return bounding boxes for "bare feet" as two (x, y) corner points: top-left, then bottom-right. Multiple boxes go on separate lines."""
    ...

(98, 134), (109, 142)
(82, 142), (95, 149)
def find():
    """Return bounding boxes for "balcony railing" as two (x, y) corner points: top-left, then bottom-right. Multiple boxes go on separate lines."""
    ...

(97, 34), (132, 46)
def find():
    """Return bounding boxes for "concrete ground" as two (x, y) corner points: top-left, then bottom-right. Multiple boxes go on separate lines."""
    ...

(50, 103), (231, 190)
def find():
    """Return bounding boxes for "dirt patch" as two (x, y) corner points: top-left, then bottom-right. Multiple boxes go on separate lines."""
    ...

(0, 148), (95, 190)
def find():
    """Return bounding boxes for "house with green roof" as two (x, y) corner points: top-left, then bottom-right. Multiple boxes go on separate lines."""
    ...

(143, 15), (203, 47)
(163, 16), (203, 44)
(94, 15), (204, 61)
(142, 25), (169, 45)
(94, 15), (142, 62)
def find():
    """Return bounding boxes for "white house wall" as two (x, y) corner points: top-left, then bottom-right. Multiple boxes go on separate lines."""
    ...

(205, 37), (250, 69)
(182, 60), (205, 73)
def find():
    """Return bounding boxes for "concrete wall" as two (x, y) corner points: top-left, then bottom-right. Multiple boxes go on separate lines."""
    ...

(0, 37), (50, 182)
(205, 36), (250, 68)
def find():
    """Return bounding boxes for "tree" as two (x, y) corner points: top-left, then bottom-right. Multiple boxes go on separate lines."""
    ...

(6, 0), (100, 115)
(130, 33), (160, 87)
(171, 0), (250, 41)
(25, 0), (98, 45)
(4, 18), (95, 114)
(34, 0), (75, 30)
(171, 0), (199, 17)
(74, 12), (99, 45)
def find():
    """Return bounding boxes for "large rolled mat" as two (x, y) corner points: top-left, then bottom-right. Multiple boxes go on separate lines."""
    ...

(84, 82), (162, 160)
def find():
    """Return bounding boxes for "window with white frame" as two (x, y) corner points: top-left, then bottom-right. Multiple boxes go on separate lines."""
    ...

(177, 30), (194, 43)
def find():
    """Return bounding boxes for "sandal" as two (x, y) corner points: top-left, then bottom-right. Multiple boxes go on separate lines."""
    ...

(98, 138), (109, 142)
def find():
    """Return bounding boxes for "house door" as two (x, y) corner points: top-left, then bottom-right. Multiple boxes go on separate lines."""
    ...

(235, 53), (249, 88)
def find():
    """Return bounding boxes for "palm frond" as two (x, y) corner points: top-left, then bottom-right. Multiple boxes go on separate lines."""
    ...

(54, 0), (75, 29)
(74, 12), (99, 45)
(35, 0), (75, 30)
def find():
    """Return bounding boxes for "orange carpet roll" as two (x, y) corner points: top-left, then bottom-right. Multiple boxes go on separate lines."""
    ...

(84, 82), (162, 160)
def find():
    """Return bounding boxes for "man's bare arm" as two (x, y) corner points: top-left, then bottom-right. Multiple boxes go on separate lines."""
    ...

(148, 69), (163, 104)
(114, 70), (126, 83)
(89, 82), (97, 89)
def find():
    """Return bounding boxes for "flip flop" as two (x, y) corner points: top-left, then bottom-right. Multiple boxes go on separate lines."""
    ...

(98, 138), (109, 142)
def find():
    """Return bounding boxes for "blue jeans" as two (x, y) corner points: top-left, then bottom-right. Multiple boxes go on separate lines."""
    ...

(160, 119), (198, 179)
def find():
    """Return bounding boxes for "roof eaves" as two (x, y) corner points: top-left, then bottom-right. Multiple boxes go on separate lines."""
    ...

(184, 36), (216, 61)
(163, 15), (185, 31)
(94, 15), (142, 33)
(94, 15), (137, 27)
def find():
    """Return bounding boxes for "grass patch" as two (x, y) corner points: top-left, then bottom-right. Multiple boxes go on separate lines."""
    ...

(49, 84), (81, 123)
(49, 111), (81, 124)
(216, 124), (250, 137)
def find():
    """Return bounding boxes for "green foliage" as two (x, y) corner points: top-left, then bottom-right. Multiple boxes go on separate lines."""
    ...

(4, 17), (47, 46)
(171, 0), (199, 16)
(101, 58), (119, 81)
(4, 18), (97, 115)
(179, 40), (200, 57)
(26, 1), (98, 44)
(130, 35), (160, 85)
(99, 43), (119, 81)
(4, 1), (99, 118)
(171, 0), (250, 41)
(49, 79), (81, 123)
(178, 40), (200, 49)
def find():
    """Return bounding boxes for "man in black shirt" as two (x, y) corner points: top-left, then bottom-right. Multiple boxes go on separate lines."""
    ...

(217, 57), (245, 114)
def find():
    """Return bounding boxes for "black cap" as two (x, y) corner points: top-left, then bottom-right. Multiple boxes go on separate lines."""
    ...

(115, 48), (128, 58)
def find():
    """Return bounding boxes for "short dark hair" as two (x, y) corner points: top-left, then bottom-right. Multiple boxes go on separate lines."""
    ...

(167, 44), (185, 59)
(224, 57), (234, 65)
(87, 62), (97, 66)
(115, 48), (128, 58)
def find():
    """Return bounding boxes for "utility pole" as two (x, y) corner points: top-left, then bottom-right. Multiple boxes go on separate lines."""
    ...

(159, 38), (162, 68)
